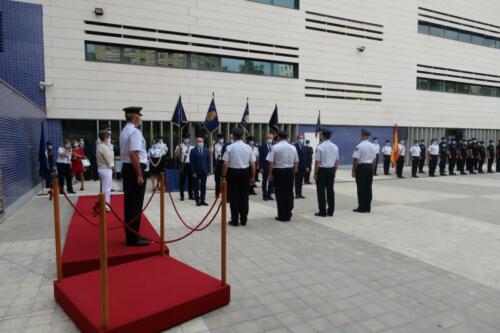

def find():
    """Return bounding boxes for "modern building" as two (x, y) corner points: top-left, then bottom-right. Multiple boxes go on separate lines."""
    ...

(3, 0), (500, 168)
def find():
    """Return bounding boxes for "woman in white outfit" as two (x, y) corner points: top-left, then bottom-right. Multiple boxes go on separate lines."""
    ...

(96, 130), (115, 211)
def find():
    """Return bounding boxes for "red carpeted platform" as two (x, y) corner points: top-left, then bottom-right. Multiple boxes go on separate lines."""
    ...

(62, 195), (168, 278)
(55, 255), (230, 333)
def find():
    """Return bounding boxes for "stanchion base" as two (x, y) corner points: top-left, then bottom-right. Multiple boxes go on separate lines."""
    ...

(54, 255), (230, 333)
(62, 195), (168, 278)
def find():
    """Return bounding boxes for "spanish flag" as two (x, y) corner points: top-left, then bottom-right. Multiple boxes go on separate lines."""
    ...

(390, 124), (399, 168)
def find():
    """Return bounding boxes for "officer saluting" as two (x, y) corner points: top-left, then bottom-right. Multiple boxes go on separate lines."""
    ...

(352, 129), (377, 213)
(314, 129), (339, 217)
(267, 130), (299, 222)
(222, 128), (256, 226)
(119, 106), (149, 246)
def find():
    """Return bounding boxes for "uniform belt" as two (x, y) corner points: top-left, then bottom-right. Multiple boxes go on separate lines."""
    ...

(123, 162), (147, 167)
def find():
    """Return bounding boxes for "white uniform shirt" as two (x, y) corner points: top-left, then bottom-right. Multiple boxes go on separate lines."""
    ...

(266, 141), (299, 168)
(428, 143), (439, 155)
(177, 143), (193, 164)
(381, 145), (392, 155)
(156, 142), (168, 156)
(119, 123), (147, 164)
(214, 142), (223, 160)
(352, 140), (377, 164)
(222, 140), (255, 169)
(57, 147), (72, 164)
(149, 146), (162, 158)
(252, 146), (259, 159)
(398, 143), (406, 156)
(315, 140), (339, 168)
(410, 145), (421, 157)
(372, 142), (381, 153)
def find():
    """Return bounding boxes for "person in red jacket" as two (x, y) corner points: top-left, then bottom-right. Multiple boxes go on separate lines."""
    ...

(71, 139), (86, 191)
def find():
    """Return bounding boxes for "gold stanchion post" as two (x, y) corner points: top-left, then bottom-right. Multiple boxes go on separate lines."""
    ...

(52, 179), (63, 281)
(221, 181), (227, 285)
(160, 172), (165, 255)
(99, 193), (110, 329)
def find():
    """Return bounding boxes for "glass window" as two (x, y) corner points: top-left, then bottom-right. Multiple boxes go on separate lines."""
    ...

(497, 40), (500, 49)
(191, 54), (220, 71)
(484, 37), (496, 48)
(429, 80), (443, 92)
(470, 85), (482, 95)
(245, 60), (272, 75)
(481, 86), (495, 96)
(221, 57), (245, 73)
(418, 22), (429, 34)
(444, 81), (457, 93)
(273, 63), (295, 77)
(417, 78), (429, 90)
(497, 87), (500, 97)
(157, 51), (188, 68)
(457, 83), (471, 94)
(122, 47), (156, 65)
(458, 32), (471, 43)
(471, 34), (484, 46)
(86, 43), (121, 62)
(273, 0), (297, 9)
(429, 25), (444, 37)
(444, 28), (459, 40)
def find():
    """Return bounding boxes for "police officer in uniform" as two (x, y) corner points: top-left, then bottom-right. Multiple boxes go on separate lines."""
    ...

(466, 139), (474, 174)
(222, 128), (256, 226)
(294, 134), (309, 199)
(259, 133), (274, 201)
(478, 141), (486, 173)
(175, 135), (194, 200)
(418, 139), (426, 173)
(372, 137), (380, 176)
(56, 139), (75, 193)
(457, 138), (467, 175)
(267, 130), (299, 222)
(381, 140), (392, 175)
(247, 136), (259, 195)
(496, 139), (500, 172)
(427, 138), (439, 177)
(448, 137), (457, 176)
(438, 137), (448, 176)
(396, 138), (406, 178)
(487, 140), (495, 173)
(119, 106), (149, 246)
(471, 138), (479, 172)
(352, 129), (377, 213)
(305, 140), (314, 184)
(214, 133), (224, 197)
(314, 129), (339, 217)
(410, 140), (421, 178)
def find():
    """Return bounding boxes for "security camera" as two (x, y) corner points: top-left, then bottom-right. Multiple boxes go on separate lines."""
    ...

(39, 81), (54, 90)
(357, 46), (366, 52)
(94, 8), (104, 16)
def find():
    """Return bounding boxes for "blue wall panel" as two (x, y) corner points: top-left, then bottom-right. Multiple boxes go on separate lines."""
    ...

(298, 125), (393, 165)
(0, 0), (45, 109)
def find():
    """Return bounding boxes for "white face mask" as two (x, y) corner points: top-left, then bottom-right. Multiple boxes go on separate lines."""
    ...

(400, 141), (405, 145)
(219, 139), (224, 144)
(249, 141), (254, 145)
(229, 139), (234, 144)
(266, 139), (272, 145)
(298, 139), (304, 144)
(183, 139), (190, 144)
(386, 143), (390, 146)
(158, 139), (163, 143)
(374, 140), (378, 144)
(197, 142), (204, 147)
(65, 144), (71, 148)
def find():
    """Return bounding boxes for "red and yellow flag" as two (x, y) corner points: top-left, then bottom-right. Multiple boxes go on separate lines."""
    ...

(390, 124), (399, 168)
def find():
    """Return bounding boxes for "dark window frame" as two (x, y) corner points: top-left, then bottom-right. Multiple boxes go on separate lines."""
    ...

(249, 0), (299, 10)
(417, 77), (500, 99)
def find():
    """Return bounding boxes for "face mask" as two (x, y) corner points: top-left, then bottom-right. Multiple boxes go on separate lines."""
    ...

(374, 140), (378, 144)
(73, 144), (78, 147)
(229, 139), (234, 144)
(249, 141), (254, 145)
(400, 141), (405, 145)
(65, 144), (71, 148)
(386, 143), (390, 146)
(299, 139), (304, 144)
(197, 142), (204, 147)
(158, 139), (163, 144)
(266, 139), (272, 145)
(183, 139), (190, 144)
(219, 139), (224, 144)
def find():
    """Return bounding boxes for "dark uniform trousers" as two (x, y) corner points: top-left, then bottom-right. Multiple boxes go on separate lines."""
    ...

(487, 158), (494, 172)
(56, 163), (73, 192)
(439, 156), (447, 175)
(478, 158), (485, 173)
(355, 164), (373, 212)
(418, 155), (426, 173)
(262, 168), (273, 198)
(122, 163), (146, 244)
(227, 168), (250, 223)
(373, 155), (379, 175)
(396, 156), (405, 177)
(457, 158), (464, 173)
(466, 157), (473, 173)
(305, 163), (312, 183)
(449, 158), (456, 174)
(383, 155), (391, 175)
(411, 156), (419, 177)
(273, 168), (294, 220)
(214, 160), (224, 196)
(295, 167), (306, 196)
(179, 163), (193, 199)
(193, 172), (207, 203)
(316, 167), (335, 215)
(429, 155), (438, 175)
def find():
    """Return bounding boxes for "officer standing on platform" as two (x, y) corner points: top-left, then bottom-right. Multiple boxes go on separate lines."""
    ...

(175, 135), (194, 201)
(487, 140), (495, 173)
(428, 138), (439, 177)
(294, 134), (309, 199)
(410, 140), (421, 178)
(314, 129), (339, 217)
(305, 140), (314, 184)
(438, 137), (448, 176)
(267, 130), (299, 222)
(222, 128), (256, 227)
(352, 129), (377, 213)
(119, 106), (149, 246)
(396, 138), (406, 178)
(448, 137), (457, 175)
(214, 133), (224, 197)
(372, 137), (380, 176)
(478, 141), (486, 173)
(381, 140), (392, 175)
(418, 139), (426, 174)
(259, 133), (274, 201)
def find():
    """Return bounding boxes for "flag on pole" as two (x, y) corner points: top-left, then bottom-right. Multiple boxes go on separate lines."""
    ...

(171, 96), (188, 127)
(240, 101), (251, 132)
(315, 110), (322, 137)
(268, 104), (279, 132)
(390, 124), (399, 168)
(38, 122), (50, 179)
(204, 95), (220, 133)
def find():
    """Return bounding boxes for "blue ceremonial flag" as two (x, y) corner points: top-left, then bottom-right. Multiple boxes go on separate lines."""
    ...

(171, 96), (188, 127)
(268, 104), (279, 132)
(315, 110), (322, 137)
(38, 122), (50, 179)
(240, 101), (251, 132)
(204, 96), (220, 133)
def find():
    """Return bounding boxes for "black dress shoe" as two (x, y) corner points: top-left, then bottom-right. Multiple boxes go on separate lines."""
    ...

(180, 197), (185, 201)
(189, 196), (195, 200)
(275, 217), (289, 222)
(228, 220), (239, 226)
(397, 176), (405, 179)
(412, 175), (418, 178)
(196, 202), (201, 206)
(353, 208), (366, 213)
(299, 195), (305, 199)
(200, 201), (208, 206)
(127, 238), (150, 246)
(314, 212), (327, 217)
(68, 190), (76, 194)
(327, 212), (334, 217)
(240, 219), (247, 226)
(262, 196), (269, 201)
(267, 196), (274, 201)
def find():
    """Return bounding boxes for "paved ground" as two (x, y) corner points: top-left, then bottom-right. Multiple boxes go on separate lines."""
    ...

(1, 168), (500, 332)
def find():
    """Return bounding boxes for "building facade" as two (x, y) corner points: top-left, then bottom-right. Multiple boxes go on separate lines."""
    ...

(11, 0), (500, 161)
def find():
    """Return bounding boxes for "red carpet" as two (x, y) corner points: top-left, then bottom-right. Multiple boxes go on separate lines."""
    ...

(54, 256), (230, 333)
(62, 195), (168, 278)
